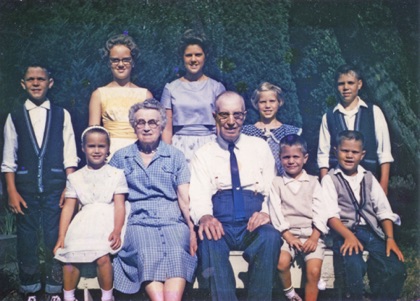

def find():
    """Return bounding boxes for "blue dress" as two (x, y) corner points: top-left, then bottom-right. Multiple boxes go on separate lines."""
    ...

(242, 124), (302, 175)
(109, 141), (197, 294)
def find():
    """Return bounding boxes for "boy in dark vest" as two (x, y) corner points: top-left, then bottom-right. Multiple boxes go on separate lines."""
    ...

(1, 64), (78, 301)
(322, 130), (405, 300)
(317, 64), (393, 194)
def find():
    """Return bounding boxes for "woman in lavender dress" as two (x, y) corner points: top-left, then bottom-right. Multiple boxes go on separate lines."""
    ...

(242, 82), (301, 175)
(161, 29), (225, 165)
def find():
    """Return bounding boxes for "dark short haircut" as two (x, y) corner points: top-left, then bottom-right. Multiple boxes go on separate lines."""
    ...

(334, 64), (362, 83)
(336, 130), (365, 149)
(279, 134), (307, 155)
(23, 64), (51, 79)
(178, 29), (209, 57)
(100, 34), (140, 59)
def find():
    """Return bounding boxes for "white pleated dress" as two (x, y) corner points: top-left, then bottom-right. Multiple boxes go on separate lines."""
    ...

(55, 164), (129, 263)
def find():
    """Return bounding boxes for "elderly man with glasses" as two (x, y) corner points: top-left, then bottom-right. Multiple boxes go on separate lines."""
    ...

(190, 91), (282, 301)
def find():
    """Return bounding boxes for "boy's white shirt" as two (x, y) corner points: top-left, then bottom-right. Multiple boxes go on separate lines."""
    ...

(317, 97), (394, 169)
(1, 99), (79, 173)
(268, 170), (329, 234)
(321, 165), (401, 225)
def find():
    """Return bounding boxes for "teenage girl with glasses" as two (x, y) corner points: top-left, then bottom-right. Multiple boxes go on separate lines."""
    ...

(89, 34), (153, 159)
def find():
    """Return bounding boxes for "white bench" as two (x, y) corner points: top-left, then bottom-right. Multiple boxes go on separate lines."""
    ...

(77, 250), (369, 300)
(77, 276), (99, 301)
(191, 249), (369, 289)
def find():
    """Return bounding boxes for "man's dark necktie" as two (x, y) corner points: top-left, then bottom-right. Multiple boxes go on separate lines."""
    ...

(228, 143), (246, 221)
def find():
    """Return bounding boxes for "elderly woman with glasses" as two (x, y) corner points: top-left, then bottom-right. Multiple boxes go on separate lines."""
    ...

(89, 34), (153, 159)
(109, 99), (197, 301)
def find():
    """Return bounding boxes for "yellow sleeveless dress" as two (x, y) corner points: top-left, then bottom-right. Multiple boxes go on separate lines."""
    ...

(99, 87), (148, 158)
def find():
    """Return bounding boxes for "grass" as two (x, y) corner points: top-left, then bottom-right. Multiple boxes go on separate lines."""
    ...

(0, 265), (19, 300)
(398, 219), (420, 300)
(0, 205), (16, 236)
(400, 246), (420, 300)
(0, 204), (16, 239)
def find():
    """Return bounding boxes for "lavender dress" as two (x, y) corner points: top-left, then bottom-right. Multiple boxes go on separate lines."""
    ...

(161, 78), (225, 165)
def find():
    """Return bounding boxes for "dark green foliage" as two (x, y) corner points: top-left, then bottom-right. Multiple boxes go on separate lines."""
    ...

(0, 0), (418, 190)
(0, 1), (417, 178)
(288, 0), (420, 177)
(0, 0), (300, 146)
(362, 64), (420, 170)
(289, 25), (345, 172)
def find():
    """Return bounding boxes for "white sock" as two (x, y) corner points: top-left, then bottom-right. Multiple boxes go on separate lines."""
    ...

(101, 288), (113, 301)
(63, 289), (75, 301)
(284, 286), (297, 299)
(318, 278), (327, 290)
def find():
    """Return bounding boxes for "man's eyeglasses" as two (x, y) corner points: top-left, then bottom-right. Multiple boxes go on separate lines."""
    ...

(109, 57), (133, 66)
(217, 112), (246, 121)
(134, 119), (160, 129)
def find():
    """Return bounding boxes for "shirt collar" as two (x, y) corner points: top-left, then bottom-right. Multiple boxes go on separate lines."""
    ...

(333, 97), (367, 113)
(283, 169), (310, 185)
(156, 140), (172, 157)
(334, 164), (367, 182)
(25, 99), (51, 111)
(130, 139), (171, 158)
(216, 133), (243, 150)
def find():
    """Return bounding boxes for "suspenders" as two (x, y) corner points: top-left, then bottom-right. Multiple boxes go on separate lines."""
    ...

(335, 173), (376, 232)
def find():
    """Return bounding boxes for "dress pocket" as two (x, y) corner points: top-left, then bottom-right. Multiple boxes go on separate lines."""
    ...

(161, 165), (176, 184)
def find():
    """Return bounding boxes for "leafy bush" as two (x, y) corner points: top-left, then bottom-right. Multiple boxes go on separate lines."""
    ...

(400, 244), (420, 300)
(0, 206), (16, 236)
(0, 0), (301, 159)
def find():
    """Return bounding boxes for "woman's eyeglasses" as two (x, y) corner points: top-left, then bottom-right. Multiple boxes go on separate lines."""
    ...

(109, 57), (133, 66)
(134, 119), (160, 129)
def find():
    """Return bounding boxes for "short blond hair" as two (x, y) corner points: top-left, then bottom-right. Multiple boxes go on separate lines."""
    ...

(250, 82), (284, 110)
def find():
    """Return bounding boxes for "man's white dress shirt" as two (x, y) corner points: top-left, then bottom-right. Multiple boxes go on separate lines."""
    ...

(189, 134), (276, 225)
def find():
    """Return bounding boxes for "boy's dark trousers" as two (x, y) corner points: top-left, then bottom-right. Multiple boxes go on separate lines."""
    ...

(16, 189), (63, 294)
(332, 225), (406, 300)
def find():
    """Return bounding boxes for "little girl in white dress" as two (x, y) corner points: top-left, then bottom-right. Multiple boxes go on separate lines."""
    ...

(54, 126), (129, 301)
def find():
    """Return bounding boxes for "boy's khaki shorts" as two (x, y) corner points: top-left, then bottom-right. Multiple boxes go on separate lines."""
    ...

(281, 228), (326, 261)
